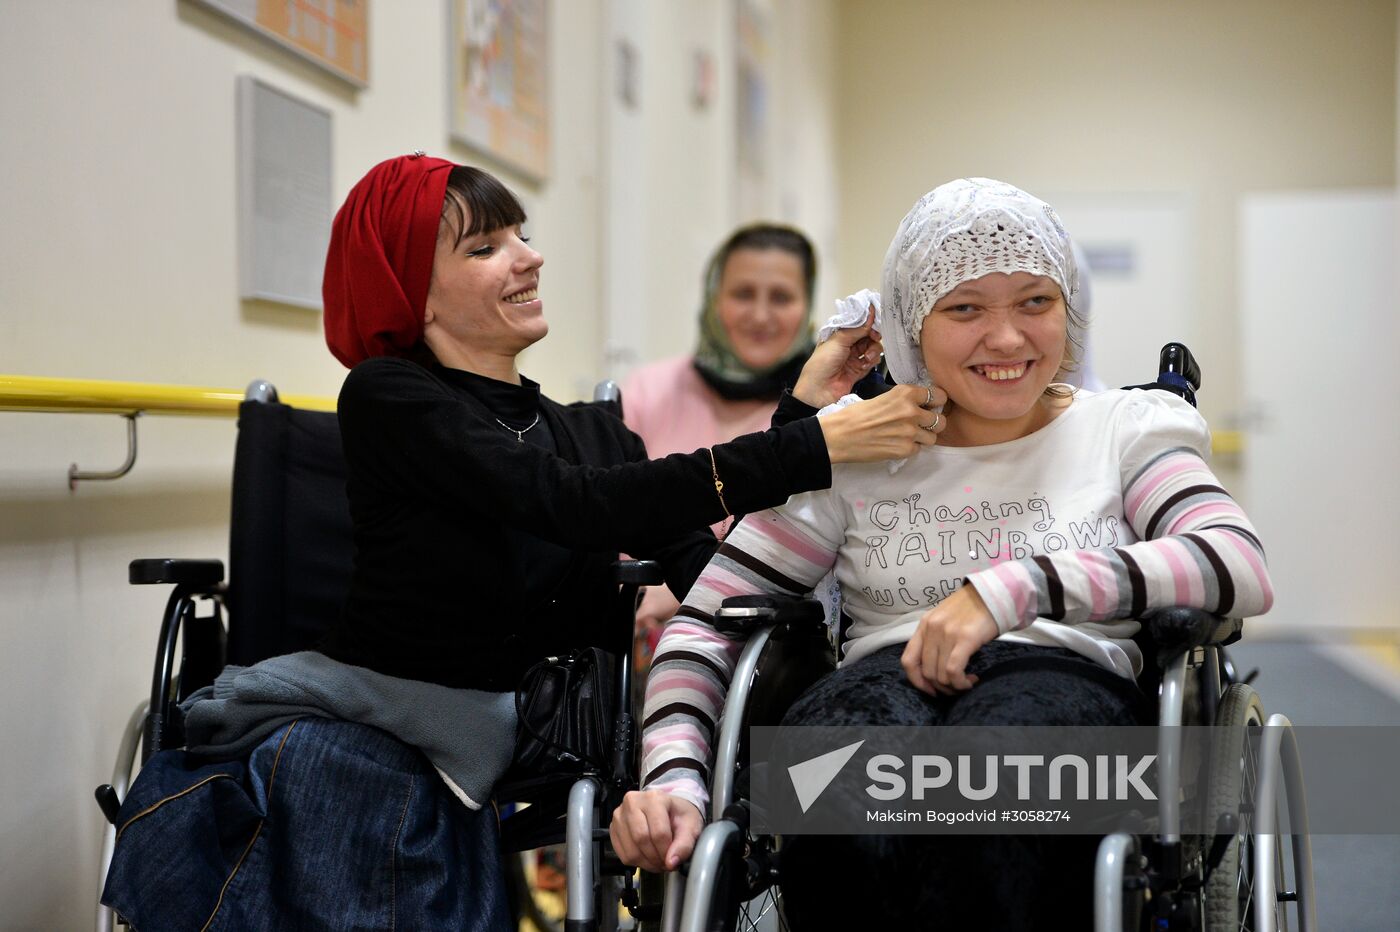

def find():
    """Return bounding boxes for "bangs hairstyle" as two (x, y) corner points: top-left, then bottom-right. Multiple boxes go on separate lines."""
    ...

(440, 166), (528, 246)
(718, 224), (817, 300)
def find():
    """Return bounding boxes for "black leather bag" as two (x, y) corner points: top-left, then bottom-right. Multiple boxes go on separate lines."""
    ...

(513, 646), (617, 775)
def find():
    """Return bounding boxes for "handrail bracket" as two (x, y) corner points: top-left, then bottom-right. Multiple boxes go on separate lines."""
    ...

(69, 414), (139, 490)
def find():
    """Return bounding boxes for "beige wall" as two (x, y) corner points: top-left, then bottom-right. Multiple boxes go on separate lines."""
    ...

(0, 0), (839, 923)
(603, 0), (841, 376)
(0, 2), (608, 922)
(834, 0), (1397, 425)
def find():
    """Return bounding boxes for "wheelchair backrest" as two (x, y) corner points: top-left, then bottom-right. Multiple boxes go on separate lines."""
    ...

(226, 399), (354, 666)
(223, 383), (628, 667)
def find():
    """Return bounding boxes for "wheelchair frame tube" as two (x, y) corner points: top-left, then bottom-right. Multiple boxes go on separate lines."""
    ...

(1255, 714), (1316, 932)
(660, 871), (686, 932)
(710, 625), (775, 821)
(96, 701), (148, 932)
(1202, 645), (1223, 726)
(1094, 832), (1137, 932)
(1156, 651), (1189, 844)
(566, 776), (601, 927)
(678, 819), (743, 932)
(146, 587), (194, 761)
(610, 590), (636, 784)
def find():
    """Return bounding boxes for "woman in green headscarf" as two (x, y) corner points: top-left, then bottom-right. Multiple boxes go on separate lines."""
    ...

(624, 225), (819, 510)
(621, 224), (828, 647)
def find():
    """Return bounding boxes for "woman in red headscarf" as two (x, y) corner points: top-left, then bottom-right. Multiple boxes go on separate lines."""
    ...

(100, 153), (945, 930)
(320, 153), (943, 690)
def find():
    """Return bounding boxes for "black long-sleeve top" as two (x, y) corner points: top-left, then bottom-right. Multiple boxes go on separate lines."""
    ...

(319, 356), (831, 690)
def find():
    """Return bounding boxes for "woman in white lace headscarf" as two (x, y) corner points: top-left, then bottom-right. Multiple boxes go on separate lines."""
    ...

(614, 178), (1272, 929)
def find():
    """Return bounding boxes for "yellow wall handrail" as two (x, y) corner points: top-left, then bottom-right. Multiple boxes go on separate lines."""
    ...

(1212, 430), (1243, 456)
(0, 373), (1242, 451)
(0, 374), (336, 416)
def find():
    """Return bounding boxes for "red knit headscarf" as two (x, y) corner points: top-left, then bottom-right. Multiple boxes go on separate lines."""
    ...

(322, 153), (457, 368)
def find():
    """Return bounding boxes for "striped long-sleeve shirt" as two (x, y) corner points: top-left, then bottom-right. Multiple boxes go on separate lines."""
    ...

(641, 388), (1273, 813)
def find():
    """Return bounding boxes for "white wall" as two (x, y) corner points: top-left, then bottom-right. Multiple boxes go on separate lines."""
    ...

(833, 0), (1397, 429)
(0, 0), (839, 924)
(601, 0), (736, 377)
(601, 0), (841, 375)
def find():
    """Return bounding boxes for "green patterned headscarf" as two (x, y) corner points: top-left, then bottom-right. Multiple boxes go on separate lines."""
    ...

(692, 224), (818, 401)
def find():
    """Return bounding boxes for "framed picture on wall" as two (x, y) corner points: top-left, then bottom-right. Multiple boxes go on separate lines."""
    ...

(735, 0), (770, 219)
(190, 0), (369, 87)
(448, 0), (549, 183)
(236, 76), (333, 309)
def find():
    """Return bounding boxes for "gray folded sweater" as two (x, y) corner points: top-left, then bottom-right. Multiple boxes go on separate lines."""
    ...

(180, 651), (517, 809)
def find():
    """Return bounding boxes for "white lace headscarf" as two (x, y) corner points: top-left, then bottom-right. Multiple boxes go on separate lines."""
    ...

(879, 177), (1081, 389)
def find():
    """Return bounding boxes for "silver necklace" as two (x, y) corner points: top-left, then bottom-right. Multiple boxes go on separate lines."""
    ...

(494, 412), (540, 443)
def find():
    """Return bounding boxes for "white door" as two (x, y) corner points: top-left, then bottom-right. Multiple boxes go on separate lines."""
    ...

(1047, 195), (1196, 390)
(1239, 190), (1399, 631)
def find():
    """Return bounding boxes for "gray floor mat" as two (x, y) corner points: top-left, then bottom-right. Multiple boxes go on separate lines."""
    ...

(1228, 639), (1400, 930)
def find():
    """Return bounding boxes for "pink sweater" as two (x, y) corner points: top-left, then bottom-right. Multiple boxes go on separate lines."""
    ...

(621, 355), (779, 538)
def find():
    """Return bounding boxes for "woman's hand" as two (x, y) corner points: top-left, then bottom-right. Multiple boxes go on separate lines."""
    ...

(901, 585), (999, 696)
(817, 383), (947, 464)
(635, 584), (681, 634)
(610, 790), (705, 872)
(793, 305), (883, 409)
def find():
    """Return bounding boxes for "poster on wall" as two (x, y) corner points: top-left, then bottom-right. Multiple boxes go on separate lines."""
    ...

(237, 76), (333, 309)
(735, 0), (770, 219)
(191, 0), (369, 87)
(449, 0), (549, 183)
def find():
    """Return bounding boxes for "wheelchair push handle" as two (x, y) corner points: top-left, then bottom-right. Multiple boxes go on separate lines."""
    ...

(1158, 342), (1200, 391)
(1154, 342), (1201, 406)
(713, 593), (825, 639)
(613, 559), (664, 587)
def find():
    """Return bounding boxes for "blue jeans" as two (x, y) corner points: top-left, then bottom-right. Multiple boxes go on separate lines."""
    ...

(102, 717), (510, 931)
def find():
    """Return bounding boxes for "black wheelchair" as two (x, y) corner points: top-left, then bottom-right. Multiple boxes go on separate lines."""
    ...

(93, 379), (658, 932)
(659, 346), (1316, 932)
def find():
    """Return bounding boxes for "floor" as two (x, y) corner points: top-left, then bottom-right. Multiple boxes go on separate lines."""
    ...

(1227, 635), (1400, 931)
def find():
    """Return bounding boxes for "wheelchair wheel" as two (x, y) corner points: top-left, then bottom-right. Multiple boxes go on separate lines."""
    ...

(680, 819), (788, 932)
(736, 889), (785, 931)
(1205, 683), (1289, 932)
(729, 838), (786, 932)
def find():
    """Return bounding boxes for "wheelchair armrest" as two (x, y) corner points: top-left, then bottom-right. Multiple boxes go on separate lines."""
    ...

(613, 559), (664, 586)
(1140, 607), (1242, 666)
(129, 558), (225, 588)
(714, 594), (825, 639)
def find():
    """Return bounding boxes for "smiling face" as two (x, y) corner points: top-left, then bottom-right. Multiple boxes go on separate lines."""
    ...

(715, 248), (809, 372)
(918, 271), (1068, 445)
(422, 201), (545, 378)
